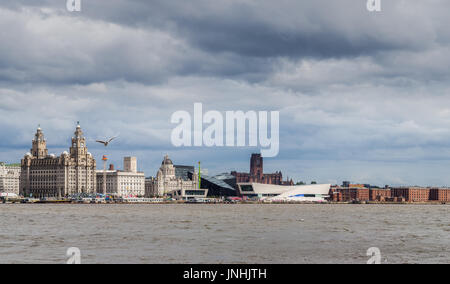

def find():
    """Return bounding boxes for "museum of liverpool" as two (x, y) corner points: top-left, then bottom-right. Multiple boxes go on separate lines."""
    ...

(237, 183), (331, 202)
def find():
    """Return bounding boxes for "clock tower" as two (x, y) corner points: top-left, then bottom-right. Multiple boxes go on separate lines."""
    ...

(70, 122), (87, 158)
(31, 126), (48, 158)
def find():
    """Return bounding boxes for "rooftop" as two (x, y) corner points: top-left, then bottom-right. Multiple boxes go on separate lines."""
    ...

(0, 162), (21, 167)
(201, 174), (235, 191)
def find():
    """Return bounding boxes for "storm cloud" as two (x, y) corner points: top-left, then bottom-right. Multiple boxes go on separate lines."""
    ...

(1, 0), (450, 186)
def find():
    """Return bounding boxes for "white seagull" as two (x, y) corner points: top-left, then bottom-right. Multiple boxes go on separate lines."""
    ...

(96, 136), (118, 147)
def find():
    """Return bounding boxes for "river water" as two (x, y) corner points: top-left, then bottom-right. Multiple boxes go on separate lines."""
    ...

(0, 204), (448, 264)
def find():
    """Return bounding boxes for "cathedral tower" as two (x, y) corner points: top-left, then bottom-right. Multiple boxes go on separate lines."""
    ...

(250, 153), (263, 182)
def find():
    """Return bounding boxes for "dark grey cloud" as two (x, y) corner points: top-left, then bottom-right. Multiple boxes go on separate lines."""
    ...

(1, 1), (450, 186)
(66, 1), (445, 58)
(1, 1), (450, 88)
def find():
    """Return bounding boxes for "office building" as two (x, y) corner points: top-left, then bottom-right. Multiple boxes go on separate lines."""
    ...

(146, 155), (206, 200)
(20, 124), (96, 198)
(96, 157), (145, 197)
(0, 162), (21, 195)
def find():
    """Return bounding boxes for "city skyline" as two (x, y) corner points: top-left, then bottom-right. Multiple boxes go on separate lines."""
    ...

(2, 122), (450, 188)
(1, 1), (450, 186)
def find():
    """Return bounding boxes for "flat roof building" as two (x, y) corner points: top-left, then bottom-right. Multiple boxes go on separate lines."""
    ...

(199, 174), (237, 197)
(237, 183), (330, 202)
(0, 162), (21, 195)
(330, 185), (370, 202)
(369, 188), (391, 202)
(429, 188), (450, 202)
(96, 157), (145, 197)
(390, 187), (430, 203)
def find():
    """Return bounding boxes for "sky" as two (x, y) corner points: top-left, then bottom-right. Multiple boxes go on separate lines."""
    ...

(1, 0), (450, 186)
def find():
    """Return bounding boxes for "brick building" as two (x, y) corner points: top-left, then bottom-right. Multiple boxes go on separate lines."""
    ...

(331, 184), (450, 203)
(342, 187), (369, 202)
(231, 153), (293, 186)
(369, 188), (391, 201)
(329, 184), (369, 202)
(330, 190), (342, 202)
(429, 188), (450, 202)
(390, 187), (430, 202)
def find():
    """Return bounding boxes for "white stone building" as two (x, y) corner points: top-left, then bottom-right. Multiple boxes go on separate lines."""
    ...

(0, 163), (21, 195)
(146, 155), (207, 200)
(96, 157), (145, 197)
(20, 124), (97, 198)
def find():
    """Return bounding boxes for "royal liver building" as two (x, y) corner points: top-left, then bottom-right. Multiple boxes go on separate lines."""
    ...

(20, 124), (96, 198)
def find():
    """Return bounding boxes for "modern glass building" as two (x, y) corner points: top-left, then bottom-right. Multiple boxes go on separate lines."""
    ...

(199, 174), (237, 197)
(174, 165), (195, 181)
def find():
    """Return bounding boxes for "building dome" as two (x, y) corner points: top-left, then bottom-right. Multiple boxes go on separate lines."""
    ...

(49, 154), (56, 158)
(87, 152), (92, 156)
(25, 152), (32, 157)
(62, 151), (69, 156)
(162, 155), (173, 165)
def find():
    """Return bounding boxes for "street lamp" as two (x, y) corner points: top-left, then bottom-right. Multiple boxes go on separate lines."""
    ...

(102, 155), (108, 196)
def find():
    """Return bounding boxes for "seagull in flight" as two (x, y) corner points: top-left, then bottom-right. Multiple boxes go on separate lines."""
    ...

(96, 136), (118, 147)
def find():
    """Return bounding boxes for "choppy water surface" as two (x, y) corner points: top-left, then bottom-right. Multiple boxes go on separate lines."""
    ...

(0, 204), (448, 264)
